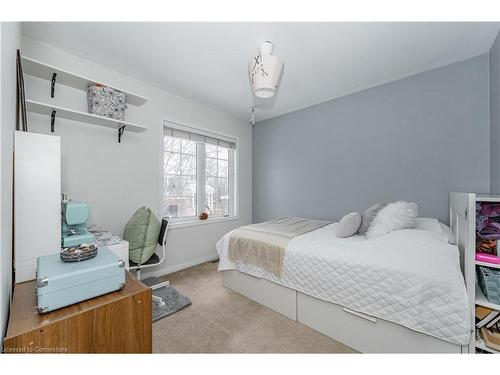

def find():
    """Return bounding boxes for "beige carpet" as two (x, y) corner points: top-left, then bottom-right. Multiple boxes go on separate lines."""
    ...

(153, 261), (355, 353)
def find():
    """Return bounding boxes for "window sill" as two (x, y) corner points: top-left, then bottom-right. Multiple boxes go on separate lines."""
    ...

(168, 215), (239, 230)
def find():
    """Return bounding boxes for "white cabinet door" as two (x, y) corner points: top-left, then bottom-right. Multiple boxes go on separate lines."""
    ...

(14, 131), (61, 282)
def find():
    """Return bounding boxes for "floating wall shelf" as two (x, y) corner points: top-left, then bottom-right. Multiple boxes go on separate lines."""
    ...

(22, 56), (148, 106)
(26, 99), (147, 142)
(475, 260), (500, 270)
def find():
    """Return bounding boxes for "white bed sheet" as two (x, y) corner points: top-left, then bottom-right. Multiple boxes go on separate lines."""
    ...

(217, 223), (471, 345)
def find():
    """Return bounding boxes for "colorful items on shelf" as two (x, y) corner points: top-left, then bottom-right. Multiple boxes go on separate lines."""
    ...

(476, 252), (500, 264)
(476, 306), (500, 353)
(476, 202), (500, 240)
(476, 239), (497, 255)
(480, 327), (500, 352)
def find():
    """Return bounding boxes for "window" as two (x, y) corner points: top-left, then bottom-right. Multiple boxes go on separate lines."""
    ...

(162, 122), (236, 221)
(164, 137), (197, 218)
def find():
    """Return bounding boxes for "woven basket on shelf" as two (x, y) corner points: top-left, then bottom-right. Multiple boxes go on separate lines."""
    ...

(478, 265), (500, 304)
(87, 84), (127, 120)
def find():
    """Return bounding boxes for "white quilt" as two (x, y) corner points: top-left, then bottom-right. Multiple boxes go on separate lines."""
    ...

(217, 223), (471, 346)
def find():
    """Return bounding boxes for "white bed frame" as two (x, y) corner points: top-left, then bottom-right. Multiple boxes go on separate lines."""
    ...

(222, 193), (475, 353)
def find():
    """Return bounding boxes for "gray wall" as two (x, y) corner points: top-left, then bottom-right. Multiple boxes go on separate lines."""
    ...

(253, 54), (490, 224)
(491, 31), (500, 193)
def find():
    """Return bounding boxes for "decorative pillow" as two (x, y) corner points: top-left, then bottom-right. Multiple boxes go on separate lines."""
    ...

(366, 201), (418, 239)
(359, 203), (386, 234)
(336, 212), (362, 238)
(414, 217), (442, 236)
(413, 217), (456, 244)
(124, 207), (161, 265)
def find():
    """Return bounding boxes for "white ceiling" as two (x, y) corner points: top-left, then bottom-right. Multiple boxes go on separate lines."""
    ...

(22, 22), (500, 123)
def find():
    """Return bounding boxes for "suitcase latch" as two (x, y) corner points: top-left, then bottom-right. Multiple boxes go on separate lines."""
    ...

(37, 277), (48, 288)
(38, 306), (49, 314)
(118, 260), (125, 268)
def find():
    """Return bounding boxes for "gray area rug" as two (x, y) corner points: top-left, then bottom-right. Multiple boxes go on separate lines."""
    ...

(142, 277), (192, 322)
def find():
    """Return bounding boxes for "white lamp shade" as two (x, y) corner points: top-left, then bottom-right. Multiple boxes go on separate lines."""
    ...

(259, 41), (273, 56)
(248, 54), (284, 99)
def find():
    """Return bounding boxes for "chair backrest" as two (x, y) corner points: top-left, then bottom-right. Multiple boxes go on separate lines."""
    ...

(158, 218), (169, 246)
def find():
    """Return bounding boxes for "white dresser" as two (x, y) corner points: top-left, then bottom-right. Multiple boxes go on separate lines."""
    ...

(88, 226), (129, 269)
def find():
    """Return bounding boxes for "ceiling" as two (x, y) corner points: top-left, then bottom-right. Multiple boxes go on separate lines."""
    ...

(22, 22), (500, 123)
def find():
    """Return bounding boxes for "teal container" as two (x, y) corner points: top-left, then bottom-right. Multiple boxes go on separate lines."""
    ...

(36, 247), (126, 313)
(477, 266), (500, 305)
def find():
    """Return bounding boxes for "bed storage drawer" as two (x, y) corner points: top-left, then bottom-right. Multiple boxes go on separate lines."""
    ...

(297, 292), (463, 353)
(222, 270), (297, 320)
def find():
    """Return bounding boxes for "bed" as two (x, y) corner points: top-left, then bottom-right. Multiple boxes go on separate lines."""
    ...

(216, 198), (474, 353)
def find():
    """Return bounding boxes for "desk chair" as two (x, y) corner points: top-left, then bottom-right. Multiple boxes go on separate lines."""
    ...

(129, 217), (169, 307)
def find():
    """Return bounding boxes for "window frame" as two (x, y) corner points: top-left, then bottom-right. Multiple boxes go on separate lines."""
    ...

(159, 118), (239, 226)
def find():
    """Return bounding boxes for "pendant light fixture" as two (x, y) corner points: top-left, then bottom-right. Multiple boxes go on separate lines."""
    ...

(248, 41), (284, 99)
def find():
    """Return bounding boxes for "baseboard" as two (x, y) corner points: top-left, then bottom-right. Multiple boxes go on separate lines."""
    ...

(140, 254), (219, 279)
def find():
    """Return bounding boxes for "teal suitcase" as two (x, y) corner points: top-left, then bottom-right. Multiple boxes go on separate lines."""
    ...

(36, 247), (126, 313)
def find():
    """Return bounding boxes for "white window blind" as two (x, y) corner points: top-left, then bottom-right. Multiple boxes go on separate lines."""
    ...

(164, 126), (236, 150)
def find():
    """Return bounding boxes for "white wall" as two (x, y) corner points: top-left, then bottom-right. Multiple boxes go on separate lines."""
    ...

(21, 36), (252, 277)
(0, 22), (21, 347)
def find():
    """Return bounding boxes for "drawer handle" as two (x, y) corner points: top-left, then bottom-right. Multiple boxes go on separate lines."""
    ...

(343, 307), (377, 323)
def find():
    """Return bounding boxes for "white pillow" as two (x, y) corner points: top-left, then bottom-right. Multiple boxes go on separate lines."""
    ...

(366, 201), (418, 239)
(414, 217), (442, 236)
(413, 217), (456, 244)
(359, 202), (386, 234)
(336, 212), (362, 238)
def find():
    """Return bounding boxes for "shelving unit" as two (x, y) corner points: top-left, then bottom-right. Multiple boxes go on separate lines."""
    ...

(476, 195), (500, 203)
(472, 194), (500, 354)
(21, 56), (148, 143)
(22, 56), (147, 106)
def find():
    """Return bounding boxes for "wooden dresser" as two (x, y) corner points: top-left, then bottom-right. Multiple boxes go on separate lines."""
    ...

(3, 271), (152, 353)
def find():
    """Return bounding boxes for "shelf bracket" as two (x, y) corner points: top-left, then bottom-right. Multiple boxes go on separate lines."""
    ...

(118, 125), (126, 143)
(50, 110), (56, 133)
(51, 73), (57, 98)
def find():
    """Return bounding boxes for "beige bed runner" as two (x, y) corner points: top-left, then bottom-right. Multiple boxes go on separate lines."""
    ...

(228, 217), (330, 277)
